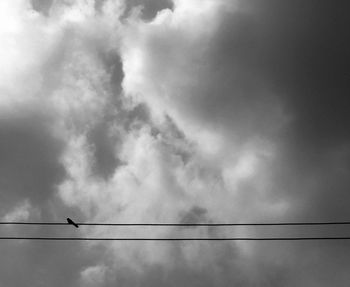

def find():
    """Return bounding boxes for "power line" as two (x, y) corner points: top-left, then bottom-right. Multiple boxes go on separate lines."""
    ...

(2, 222), (350, 226)
(1, 236), (350, 241)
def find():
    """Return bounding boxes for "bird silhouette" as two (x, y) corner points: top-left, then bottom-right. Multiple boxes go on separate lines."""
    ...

(67, 218), (79, 228)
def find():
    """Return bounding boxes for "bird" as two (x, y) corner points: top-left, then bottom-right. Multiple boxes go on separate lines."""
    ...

(67, 218), (79, 228)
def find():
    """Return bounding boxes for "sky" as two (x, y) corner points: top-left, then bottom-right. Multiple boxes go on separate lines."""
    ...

(0, 0), (349, 286)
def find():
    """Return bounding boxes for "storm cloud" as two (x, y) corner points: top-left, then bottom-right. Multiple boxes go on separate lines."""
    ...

(0, 0), (349, 286)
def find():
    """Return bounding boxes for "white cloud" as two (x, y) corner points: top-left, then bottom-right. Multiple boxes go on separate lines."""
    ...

(47, 0), (290, 274)
(80, 264), (109, 287)
(0, 0), (287, 278)
(2, 200), (38, 221)
(0, 0), (56, 107)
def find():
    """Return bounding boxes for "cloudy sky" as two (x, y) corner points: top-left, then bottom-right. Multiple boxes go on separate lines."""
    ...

(0, 0), (349, 286)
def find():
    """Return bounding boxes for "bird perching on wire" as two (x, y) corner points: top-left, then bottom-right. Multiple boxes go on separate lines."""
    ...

(67, 218), (79, 228)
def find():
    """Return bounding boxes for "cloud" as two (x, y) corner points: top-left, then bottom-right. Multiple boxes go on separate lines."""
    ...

(122, 0), (174, 21)
(0, 113), (65, 218)
(52, 0), (289, 279)
(0, 1), (125, 286)
(121, 0), (286, 147)
(0, 0), (349, 286)
(2, 200), (37, 221)
(80, 264), (110, 287)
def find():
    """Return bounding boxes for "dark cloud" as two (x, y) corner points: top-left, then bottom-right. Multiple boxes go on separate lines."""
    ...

(223, 0), (350, 216)
(0, 113), (98, 287)
(92, 242), (293, 287)
(99, 50), (124, 96)
(0, 113), (65, 216)
(235, 0), (350, 149)
(182, 0), (349, 224)
(31, 0), (54, 16)
(180, 206), (207, 224)
(180, 0), (349, 149)
(88, 121), (122, 179)
(0, 238), (107, 287)
(212, 2), (350, 285)
(124, 0), (173, 21)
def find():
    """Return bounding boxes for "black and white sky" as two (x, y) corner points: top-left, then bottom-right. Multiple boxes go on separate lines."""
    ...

(0, 0), (349, 286)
